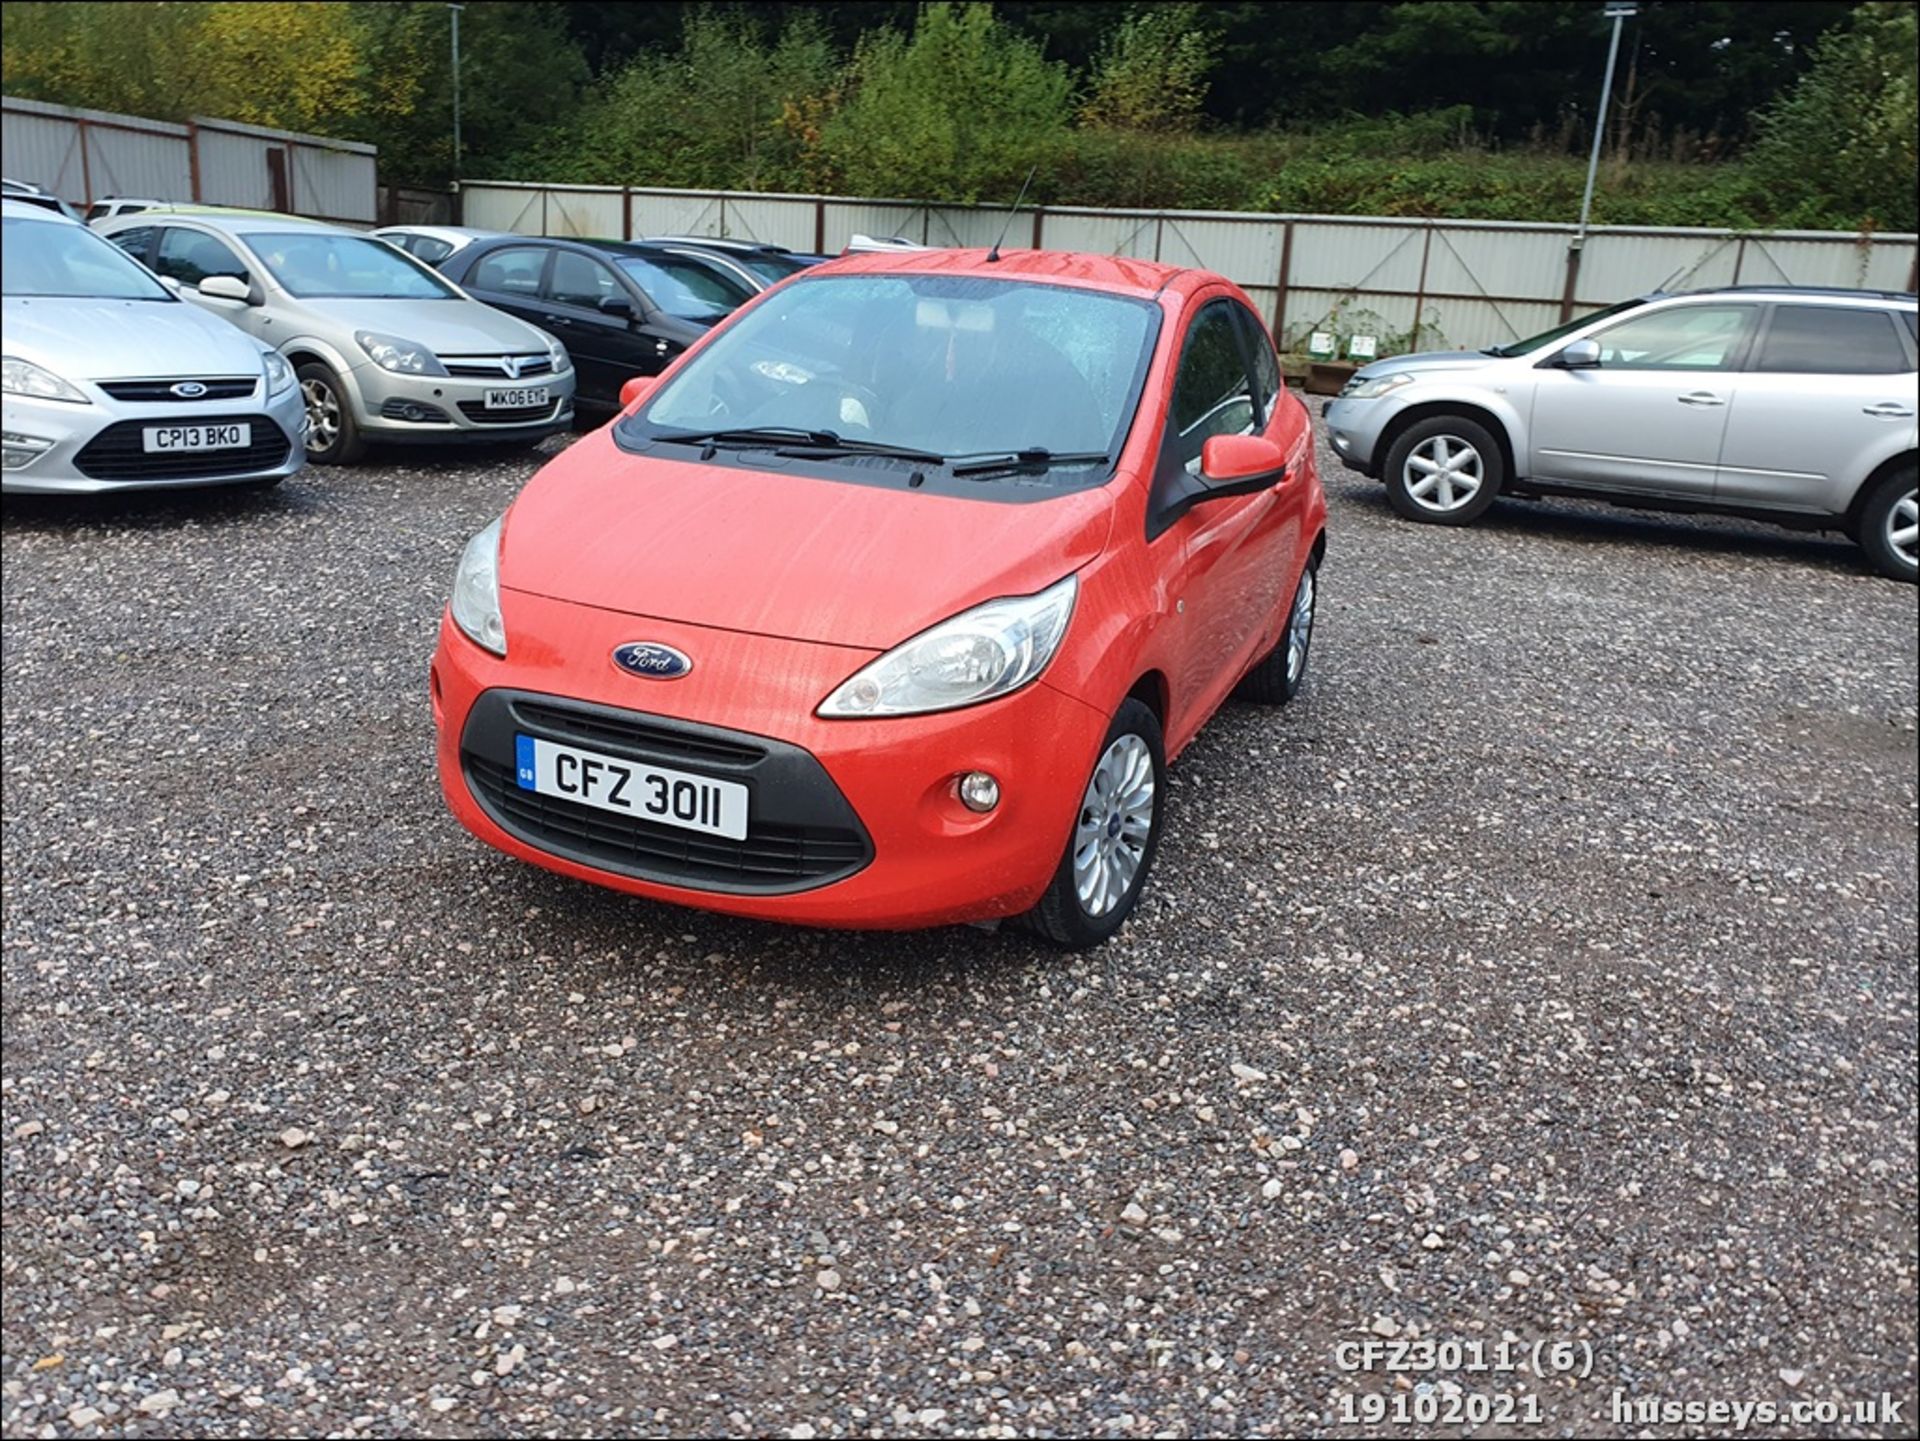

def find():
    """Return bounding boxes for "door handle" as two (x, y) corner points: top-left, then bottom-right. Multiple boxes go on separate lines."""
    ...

(1863, 402), (1915, 418)
(542, 313), (575, 327)
(1676, 391), (1725, 407)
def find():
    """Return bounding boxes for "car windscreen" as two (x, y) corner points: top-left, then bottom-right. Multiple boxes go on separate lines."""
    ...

(734, 253), (811, 284)
(1484, 298), (1646, 357)
(250, 232), (460, 299)
(2, 215), (172, 300)
(613, 255), (754, 322)
(625, 273), (1161, 478)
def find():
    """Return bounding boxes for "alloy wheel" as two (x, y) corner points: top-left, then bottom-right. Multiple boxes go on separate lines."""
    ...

(302, 378), (341, 454)
(1286, 567), (1316, 685)
(1403, 435), (1484, 513)
(1888, 487), (1919, 571)
(1072, 733), (1155, 918)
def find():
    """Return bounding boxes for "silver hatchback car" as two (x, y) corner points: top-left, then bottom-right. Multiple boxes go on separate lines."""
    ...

(1322, 287), (1919, 581)
(96, 211), (575, 464)
(2, 199), (306, 495)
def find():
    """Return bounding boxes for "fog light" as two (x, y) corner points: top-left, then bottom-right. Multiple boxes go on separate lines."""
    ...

(958, 771), (1000, 813)
(2, 431), (53, 470)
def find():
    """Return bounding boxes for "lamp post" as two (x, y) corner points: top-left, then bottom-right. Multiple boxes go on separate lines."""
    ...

(1576, 2), (1638, 247)
(450, 3), (465, 178)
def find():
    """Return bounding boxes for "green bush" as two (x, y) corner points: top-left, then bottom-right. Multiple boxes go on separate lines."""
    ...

(815, 3), (1074, 204)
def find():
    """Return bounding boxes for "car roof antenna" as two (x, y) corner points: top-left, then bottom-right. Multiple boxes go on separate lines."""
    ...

(985, 166), (1039, 264)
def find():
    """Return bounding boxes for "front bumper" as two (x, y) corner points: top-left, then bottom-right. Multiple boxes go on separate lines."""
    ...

(1319, 394), (1394, 478)
(429, 591), (1110, 930)
(346, 361), (577, 443)
(2, 383), (308, 494)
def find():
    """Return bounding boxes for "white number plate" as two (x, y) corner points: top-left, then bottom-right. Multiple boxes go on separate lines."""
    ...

(142, 422), (250, 453)
(515, 735), (747, 841)
(485, 386), (549, 410)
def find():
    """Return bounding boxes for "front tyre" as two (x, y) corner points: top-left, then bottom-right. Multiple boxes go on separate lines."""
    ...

(1022, 698), (1165, 951)
(1384, 415), (1504, 525)
(296, 362), (366, 465)
(1857, 465), (1918, 583)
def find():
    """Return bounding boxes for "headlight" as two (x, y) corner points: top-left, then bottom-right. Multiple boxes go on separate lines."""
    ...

(355, 330), (447, 376)
(818, 575), (1077, 718)
(1340, 371), (1418, 399)
(450, 516), (506, 656)
(2, 357), (89, 404)
(261, 349), (295, 397)
(546, 335), (571, 372)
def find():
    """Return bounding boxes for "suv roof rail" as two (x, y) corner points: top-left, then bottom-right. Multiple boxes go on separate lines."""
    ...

(1684, 284), (1917, 302)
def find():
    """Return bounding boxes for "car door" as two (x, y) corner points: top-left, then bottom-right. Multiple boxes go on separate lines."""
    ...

(1527, 302), (1759, 496)
(539, 249), (659, 406)
(456, 242), (554, 332)
(149, 225), (269, 343)
(1150, 297), (1291, 739)
(1716, 304), (1918, 513)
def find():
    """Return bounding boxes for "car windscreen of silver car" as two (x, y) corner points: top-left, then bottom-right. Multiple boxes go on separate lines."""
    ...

(253, 233), (459, 300)
(1, 216), (172, 300)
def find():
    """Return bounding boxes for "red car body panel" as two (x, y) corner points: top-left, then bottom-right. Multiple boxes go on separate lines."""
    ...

(431, 249), (1327, 930)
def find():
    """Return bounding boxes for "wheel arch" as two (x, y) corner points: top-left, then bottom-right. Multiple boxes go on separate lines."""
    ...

(1844, 448), (1917, 533)
(1377, 401), (1519, 482)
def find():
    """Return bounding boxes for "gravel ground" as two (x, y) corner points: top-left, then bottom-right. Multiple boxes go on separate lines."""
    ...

(3, 427), (1916, 1440)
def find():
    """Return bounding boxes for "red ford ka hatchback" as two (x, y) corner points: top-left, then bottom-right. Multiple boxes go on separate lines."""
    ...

(431, 247), (1327, 948)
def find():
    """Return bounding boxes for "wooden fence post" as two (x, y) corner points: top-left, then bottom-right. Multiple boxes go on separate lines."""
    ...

(1272, 220), (1295, 345)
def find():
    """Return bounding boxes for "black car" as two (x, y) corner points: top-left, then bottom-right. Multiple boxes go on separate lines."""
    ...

(438, 236), (756, 412)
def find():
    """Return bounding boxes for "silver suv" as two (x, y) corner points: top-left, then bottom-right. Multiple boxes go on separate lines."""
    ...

(96, 211), (575, 464)
(1322, 287), (1919, 581)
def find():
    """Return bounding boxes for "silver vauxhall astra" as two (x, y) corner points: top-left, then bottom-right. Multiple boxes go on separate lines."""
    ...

(96, 209), (576, 465)
(2, 198), (307, 494)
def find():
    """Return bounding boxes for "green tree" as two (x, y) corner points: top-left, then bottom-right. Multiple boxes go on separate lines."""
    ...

(817, 2), (1075, 202)
(1749, 1), (1918, 230)
(1080, 3), (1218, 134)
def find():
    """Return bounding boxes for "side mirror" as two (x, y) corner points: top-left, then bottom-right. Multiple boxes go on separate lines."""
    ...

(619, 375), (658, 410)
(1198, 433), (1288, 498)
(156, 274), (182, 294)
(198, 275), (254, 305)
(1557, 338), (1602, 369)
(598, 294), (636, 320)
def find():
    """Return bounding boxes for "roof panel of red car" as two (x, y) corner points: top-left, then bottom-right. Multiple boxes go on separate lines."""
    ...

(816, 247), (1190, 299)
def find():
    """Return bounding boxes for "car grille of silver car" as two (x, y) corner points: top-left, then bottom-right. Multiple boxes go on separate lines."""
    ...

(440, 355), (554, 378)
(97, 378), (258, 402)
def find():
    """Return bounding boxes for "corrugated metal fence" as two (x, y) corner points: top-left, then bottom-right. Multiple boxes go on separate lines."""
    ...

(461, 179), (1919, 354)
(2, 95), (377, 224)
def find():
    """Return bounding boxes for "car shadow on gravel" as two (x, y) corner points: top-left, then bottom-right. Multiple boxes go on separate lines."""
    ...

(1334, 479), (1871, 578)
(0, 484), (311, 534)
(489, 859), (1072, 995)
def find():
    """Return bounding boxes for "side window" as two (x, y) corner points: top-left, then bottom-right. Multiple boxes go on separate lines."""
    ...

(153, 228), (248, 287)
(1168, 301), (1257, 475)
(411, 237), (454, 266)
(546, 251), (621, 309)
(106, 226), (155, 264)
(1588, 304), (1754, 370)
(1753, 305), (1910, 375)
(1233, 303), (1283, 424)
(468, 245), (547, 296)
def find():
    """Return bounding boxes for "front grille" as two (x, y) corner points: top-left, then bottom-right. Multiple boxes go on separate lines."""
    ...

(442, 355), (554, 379)
(98, 377), (257, 402)
(460, 691), (872, 895)
(514, 699), (765, 766)
(468, 759), (869, 888)
(72, 415), (291, 481)
(456, 399), (560, 425)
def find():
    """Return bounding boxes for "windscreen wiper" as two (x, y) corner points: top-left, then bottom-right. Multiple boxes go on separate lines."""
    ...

(948, 447), (1111, 480)
(653, 426), (947, 464)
